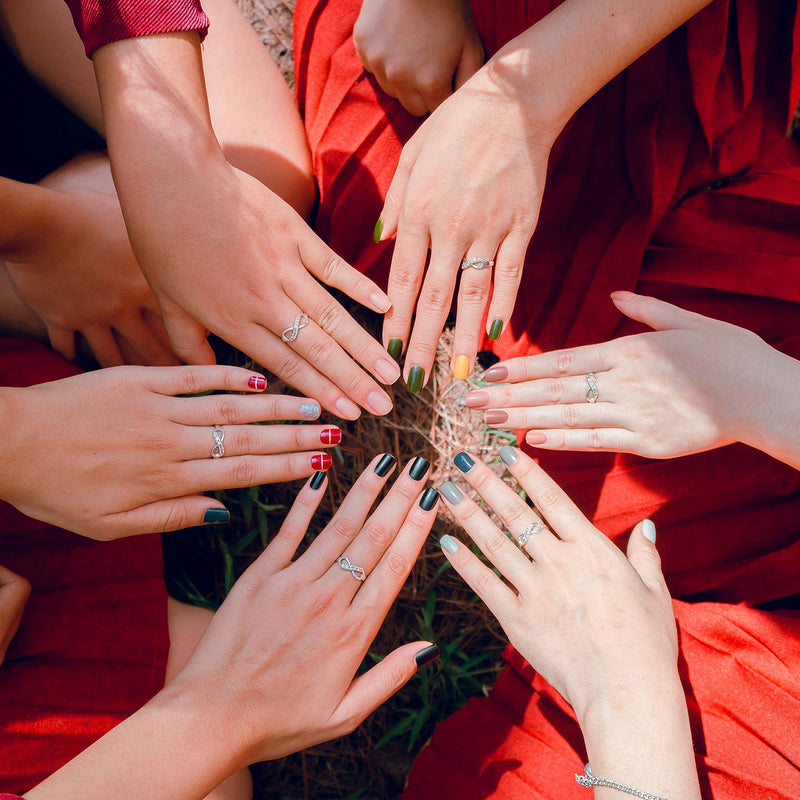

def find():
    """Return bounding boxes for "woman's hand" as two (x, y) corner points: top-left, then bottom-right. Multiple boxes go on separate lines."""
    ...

(0, 564), (31, 666)
(0, 365), (341, 540)
(354, 0), (484, 116)
(467, 292), (799, 460)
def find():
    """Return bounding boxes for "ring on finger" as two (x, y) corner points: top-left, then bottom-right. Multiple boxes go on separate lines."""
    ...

(585, 372), (599, 403)
(460, 257), (495, 271)
(281, 313), (309, 343)
(337, 555), (366, 581)
(518, 521), (543, 547)
(211, 425), (225, 459)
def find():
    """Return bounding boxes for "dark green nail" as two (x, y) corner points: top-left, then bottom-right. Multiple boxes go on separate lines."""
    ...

(407, 365), (425, 393)
(203, 508), (230, 525)
(373, 218), (384, 243)
(409, 456), (430, 481)
(387, 337), (403, 362)
(488, 318), (504, 341)
(419, 487), (439, 511)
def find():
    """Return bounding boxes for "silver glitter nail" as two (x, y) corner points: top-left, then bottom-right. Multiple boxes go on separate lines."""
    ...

(299, 402), (321, 419)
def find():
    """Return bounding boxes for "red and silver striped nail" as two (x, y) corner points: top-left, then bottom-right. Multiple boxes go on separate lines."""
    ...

(311, 453), (332, 471)
(247, 375), (267, 391)
(320, 427), (342, 445)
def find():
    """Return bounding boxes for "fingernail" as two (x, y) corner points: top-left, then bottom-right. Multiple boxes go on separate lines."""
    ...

(499, 446), (518, 466)
(526, 431), (547, 445)
(247, 375), (267, 390)
(454, 452), (475, 473)
(320, 427), (341, 445)
(488, 319), (504, 341)
(387, 338), (404, 362)
(409, 456), (430, 481)
(299, 402), (321, 419)
(642, 518), (657, 543)
(440, 481), (463, 505)
(369, 291), (392, 313)
(309, 471), (326, 490)
(419, 487), (439, 511)
(335, 396), (362, 420)
(203, 508), (230, 525)
(373, 217), (384, 243)
(465, 391), (488, 409)
(453, 355), (470, 380)
(485, 409), (508, 425)
(311, 453), (332, 471)
(440, 534), (459, 554)
(367, 390), (393, 416)
(414, 643), (441, 670)
(374, 453), (397, 477)
(375, 357), (401, 384)
(484, 365), (508, 382)
(407, 365), (425, 393)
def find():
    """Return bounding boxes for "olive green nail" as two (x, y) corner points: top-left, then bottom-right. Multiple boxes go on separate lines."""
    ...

(373, 217), (384, 243)
(488, 318), (504, 341)
(407, 365), (425, 393)
(387, 337), (403, 362)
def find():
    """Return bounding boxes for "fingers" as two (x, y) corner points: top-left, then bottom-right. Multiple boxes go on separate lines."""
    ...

(481, 345), (611, 384)
(170, 392), (324, 428)
(378, 135), (421, 241)
(81, 324), (126, 368)
(524, 428), (637, 453)
(47, 324), (77, 362)
(626, 519), (670, 597)
(467, 372), (612, 412)
(611, 291), (702, 332)
(101, 495), (233, 538)
(484, 228), (531, 342)
(160, 299), (217, 366)
(134, 364), (270, 397)
(482, 401), (628, 432)
(114, 311), (183, 366)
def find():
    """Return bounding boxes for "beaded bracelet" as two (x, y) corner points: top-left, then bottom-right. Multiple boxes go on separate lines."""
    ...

(575, 763), (668, 800)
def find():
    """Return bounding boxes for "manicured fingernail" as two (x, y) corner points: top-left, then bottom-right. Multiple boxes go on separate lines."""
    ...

(309, 471), (326, 490)
(414, 643), (440, 670)
(387, 338), (404, 362)
(465, 391), (488, 409)
(375, 357), (401, 384)
(374, 453), (397, 477)
(642, 518), (657, 543)
(311, 453), (332, 471)
(484, 365), (508, 382)
(439, 534), (459, 554)
(419, 487), (439, 511)
(299, 402), (321, 419)
(335, 396), (362, 420)
(526, 432), (547, 445)
(367, 390), (393, 416)
(485, 409), (508, 425)
(409, 456), (430, 481)
(247, 375), (267, 390)
(488, 319), (504, 341)
(499, 446), (518, 466)
(453, 355), (470, 380)
(373, 217), (384, 243)
(454, 452), (475, 473)
(440, 481), (463, 505)
(369, 291), (392, 313)
(203, 508), (230, 525)
(407, 365), (425, 393)
(320, 427), (341, 445)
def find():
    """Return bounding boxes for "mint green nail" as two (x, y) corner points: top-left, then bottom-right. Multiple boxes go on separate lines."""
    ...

(407, 365), (425, 393)
(440, 534), (459, 554)
(373, 218), (384, 243)
(488, 318), (503, 341)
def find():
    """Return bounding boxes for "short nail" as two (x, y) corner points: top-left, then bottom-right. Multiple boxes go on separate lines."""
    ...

(309, 471), (326, 490)
(375, 357), (401, 384)
(526, 431), (547, 445)
(311, 453), (332, 471)
(374, 453), (397, 477)
(247, 375), (266, 390)
(387, 338), (403, 362)
(485, 409), (508, 425)
(440, 481), (463, 505)
(373, 217), (384, 243)
(369, 291), (392, 313)
(642, 518), (657, 543)
(298, 402), (321, 420)
(484, 365), (508, 382)
(453, 355), (470, 380)
(419, 487), (439, 511)
(320, 427), (341, 445)
(488, 319), (504, 341)
(453, 452), (475, 473)
(465, 391), (488, 409)
(407, 365), (425, 393)
(203, 508), (230, 525)
(409, 456), (430, 481)
(414, 643), (440, 670)
(367, 390), (393, 416)
(439, 534), (459, 554)
(499, 446), (518, 466)
(335, 396), (361, 420)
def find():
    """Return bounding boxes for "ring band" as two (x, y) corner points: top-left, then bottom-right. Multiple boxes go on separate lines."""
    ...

(460, 257), (495, 271)
(211, 425), (225, 459)
(337, 555), (366, 581)
(281, 313), (309, 343)
(586, 372), (599, 403)
(518, 521), (543, 547)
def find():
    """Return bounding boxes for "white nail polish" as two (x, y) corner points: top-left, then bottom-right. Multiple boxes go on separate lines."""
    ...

(642, 518), (656, 543)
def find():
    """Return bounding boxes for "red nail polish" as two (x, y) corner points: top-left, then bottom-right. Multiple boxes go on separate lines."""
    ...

(247, 375), (266, 391)
(311, 453), (332, 471)
(320, 427), (342, 445)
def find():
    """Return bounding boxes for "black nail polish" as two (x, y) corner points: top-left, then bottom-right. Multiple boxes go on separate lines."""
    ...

(414, 644), (441, 670)
(374, 453), (397, 477)
(419, 487), (439, 511)
(203, 508), (230, 525)
(409, 456), (430, 481)
(309, 471), (326, 490)
(453, 452), (475, 473)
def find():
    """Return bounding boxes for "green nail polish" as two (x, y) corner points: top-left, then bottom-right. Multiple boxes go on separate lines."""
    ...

(488, 318), (504, 341)
(387, 338), (403, 362)
(407, 365), (425, 393)
(373, 218), (384, 243)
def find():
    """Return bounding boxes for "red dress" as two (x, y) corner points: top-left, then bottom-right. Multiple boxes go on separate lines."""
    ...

(294, 0), (800, 796)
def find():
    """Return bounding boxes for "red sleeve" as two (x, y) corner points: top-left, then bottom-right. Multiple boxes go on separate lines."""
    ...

(63, 0), (210, 58)
(0, 794), (25, 799)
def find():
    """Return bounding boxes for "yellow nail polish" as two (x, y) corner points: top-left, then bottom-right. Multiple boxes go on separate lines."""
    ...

(453, 355), (470, 380)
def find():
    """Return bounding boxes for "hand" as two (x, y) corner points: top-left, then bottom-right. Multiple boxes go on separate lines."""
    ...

(4, 153), (179, 367)
(354, 0), (484, 116)
(377, 66), (557, 390)
(0, 365), (341, 539)
(466, 292), (791, 458)
(0, 564), (31, 665)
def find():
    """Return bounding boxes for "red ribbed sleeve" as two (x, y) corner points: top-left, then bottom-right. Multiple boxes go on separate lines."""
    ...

(63, 0), (210, 58)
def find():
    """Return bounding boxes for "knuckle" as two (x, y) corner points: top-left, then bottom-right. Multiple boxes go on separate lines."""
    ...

(474, 569), (494, 596)
(232, 457), (259, 486)
(588, 430), (605, 450)
(400, 204), (430, 233)
(544, 379), (565, 403)
(180, 367), (205, 396)
(215, 399), (240, 426)
(460, 280), (489, 306)
(555, 351), (574, 375)
(314, 303), (345, 337)
(319, 255), (344, 285)
(274, 353), (305, 383)
(326, 516), (354, 547)
(364, 519), (394, 548)
(236, 427), (261, 455)
(384, 550), (411, 579)
(304, 335), (336, 367)
(422, 286), (451, 315)
(411, 337), (438, 359)
(499, 501), (527, 527)
(483, 531), (507, 556)
(560, 404), (580, 427)
(161, 503), (191, 532)
(536, 490), (563, 514)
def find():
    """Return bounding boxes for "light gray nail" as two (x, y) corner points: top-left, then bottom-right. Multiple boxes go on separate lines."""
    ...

(499, 445), (518, 466)
(439, 535), (459, 554)
(440, 481), (463, 505)
(299, 402), (321, 419)
(642, 519), (656, 543)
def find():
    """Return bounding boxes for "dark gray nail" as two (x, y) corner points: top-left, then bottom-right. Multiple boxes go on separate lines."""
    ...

(203, 508), (230, 525)
(309, 471), (326, 490)
(374, 453), (396, 477)
(499, 446), (518, 466)
(409, 456), (430, 481)
(419, 487), (439, 511)
(414, 644), (441, 670)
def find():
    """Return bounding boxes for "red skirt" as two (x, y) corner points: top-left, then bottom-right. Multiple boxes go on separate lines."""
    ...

(295, 0), (800, 795)
(0, 339), (169, 794)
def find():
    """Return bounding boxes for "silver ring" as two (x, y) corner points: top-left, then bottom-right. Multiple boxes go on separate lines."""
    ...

(281, 313), (309, 343)
(337, 555), (366, 581)
(518, 521), (543, 547)
(211, 425), (225, 459)
(460, 257), (495, 271)
(586, 372), (599, 403)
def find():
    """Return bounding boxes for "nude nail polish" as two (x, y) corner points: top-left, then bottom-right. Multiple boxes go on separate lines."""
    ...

(526, 432), (547, 444)
(247, 375), (266, 390)
(375, 357), (401, 384)
(311, 453), (332, 471)
(453, 355), (470, 380)
(484, 365), (508, 382)
(320, 428), (341, 445)
(484, 409), (508, 425)
(465, 391), (488, 409)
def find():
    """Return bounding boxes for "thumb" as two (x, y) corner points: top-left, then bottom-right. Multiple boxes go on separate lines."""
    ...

(611, 291), (704, 333)
(626, 519), (669, 596)
(376, 136), (422, 241)
(160, 299), (217, 365)
(102, 497), (231, 538)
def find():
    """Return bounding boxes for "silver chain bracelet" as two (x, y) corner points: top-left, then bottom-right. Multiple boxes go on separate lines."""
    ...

(575, 763), (668, 800)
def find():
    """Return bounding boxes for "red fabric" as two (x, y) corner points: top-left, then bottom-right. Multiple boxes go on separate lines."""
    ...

(295, 0), (800, 796)
(0, 339), (169, 794)
(63, 0), (209, 58)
